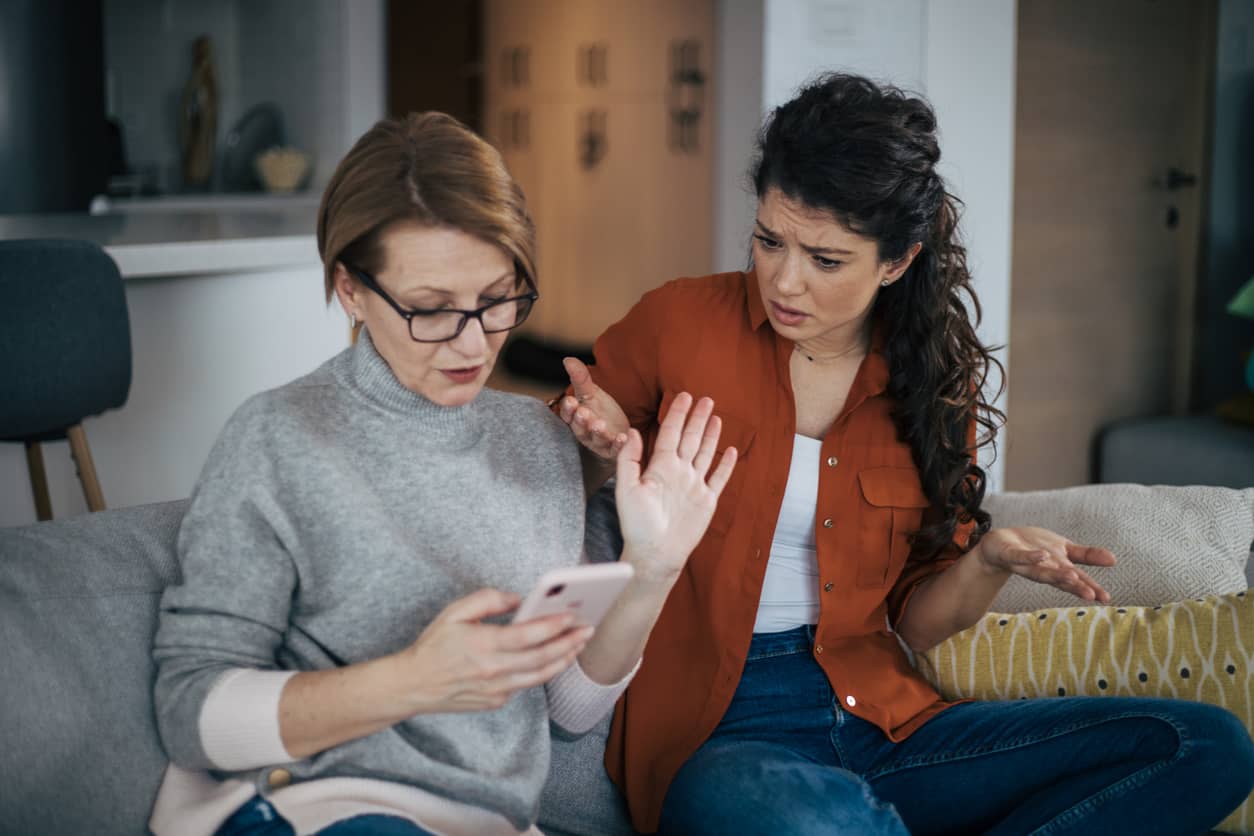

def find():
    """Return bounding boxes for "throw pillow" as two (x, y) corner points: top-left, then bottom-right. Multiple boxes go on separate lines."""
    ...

(984, 484), (1253, 612)
(917, 590), (1254, 834)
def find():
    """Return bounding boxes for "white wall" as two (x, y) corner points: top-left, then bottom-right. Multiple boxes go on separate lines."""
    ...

(763, 0), (926, 99)
(716, 0), (1016, 488)
(713, 0), (766, 272)
(923, 1), (1017, 490)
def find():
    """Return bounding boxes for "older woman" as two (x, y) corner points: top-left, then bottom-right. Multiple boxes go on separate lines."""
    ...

(559, 74), (1254, 835)
(148, 113), (735, 836)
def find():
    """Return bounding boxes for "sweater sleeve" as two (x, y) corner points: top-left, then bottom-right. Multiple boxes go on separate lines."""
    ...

(544, 656), (641, 737)
(152, 397), (302, 771)
(197, 668), (298, 769)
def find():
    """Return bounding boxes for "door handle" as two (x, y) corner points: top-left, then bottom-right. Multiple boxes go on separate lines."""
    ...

(1159, 167), (1198, 190)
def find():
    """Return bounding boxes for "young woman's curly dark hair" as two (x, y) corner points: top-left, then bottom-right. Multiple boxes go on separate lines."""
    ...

(751, 72), (1006, 561)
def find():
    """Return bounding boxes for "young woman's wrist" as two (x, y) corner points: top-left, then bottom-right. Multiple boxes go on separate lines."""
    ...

(618, 547), (684, 590)
(970, 536), (1011, 579)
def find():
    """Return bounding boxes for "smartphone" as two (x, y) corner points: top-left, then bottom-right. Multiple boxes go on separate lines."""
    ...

(511, 563), (635, 627)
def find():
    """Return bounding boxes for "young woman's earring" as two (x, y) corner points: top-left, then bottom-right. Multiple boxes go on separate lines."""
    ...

(880, 280), (890, 287)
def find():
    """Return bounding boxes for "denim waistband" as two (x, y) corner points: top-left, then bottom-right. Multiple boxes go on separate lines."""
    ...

(745, 624), (817, 661)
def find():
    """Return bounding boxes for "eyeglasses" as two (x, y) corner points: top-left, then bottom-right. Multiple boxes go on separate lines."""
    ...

(347, 264), (538, 343)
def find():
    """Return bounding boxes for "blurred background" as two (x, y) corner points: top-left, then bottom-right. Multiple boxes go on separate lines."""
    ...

(1, 0), (1251, 527)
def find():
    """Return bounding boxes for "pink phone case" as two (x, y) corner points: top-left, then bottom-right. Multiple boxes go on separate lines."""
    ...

(511, 563), (635, 626)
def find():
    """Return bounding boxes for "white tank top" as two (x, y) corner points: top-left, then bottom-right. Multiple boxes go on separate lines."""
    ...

(753, 434), (822, 633)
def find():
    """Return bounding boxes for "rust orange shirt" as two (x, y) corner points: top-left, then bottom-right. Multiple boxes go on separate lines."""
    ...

(584, 270), (975, 833)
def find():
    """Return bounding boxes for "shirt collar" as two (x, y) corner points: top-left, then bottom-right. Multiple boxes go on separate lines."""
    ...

(744, 269), (770, 331)
(857, 328), (891, 400)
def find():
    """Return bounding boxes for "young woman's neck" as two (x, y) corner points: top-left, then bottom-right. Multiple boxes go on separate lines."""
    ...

(793, 318), (871, 364)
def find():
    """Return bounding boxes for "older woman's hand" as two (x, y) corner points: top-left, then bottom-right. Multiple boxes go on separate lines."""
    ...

(557, 357), (630, 462)
(397, 589), (594, 714)
(976, 527), (1117, 603)
(614, 392), (738, 582)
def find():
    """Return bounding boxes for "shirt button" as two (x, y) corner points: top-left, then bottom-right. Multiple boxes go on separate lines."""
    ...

(846, 695), (857, 708)
(268, 768), (292, 789)
(823, 582), (834, 592)
(827, 456), (838, 467)
(822, 518), (833, 528)
(815, 644), (824, 654)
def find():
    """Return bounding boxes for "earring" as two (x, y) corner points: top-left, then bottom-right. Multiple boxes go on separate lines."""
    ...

(880, 280), (890, 287)
(350, 312), (357, 328)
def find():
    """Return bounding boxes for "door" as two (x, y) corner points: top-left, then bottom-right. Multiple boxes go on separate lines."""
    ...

(387, 0), (483, 132)
(1005, 0), (1215, 490)
(483, 0), (714, 348)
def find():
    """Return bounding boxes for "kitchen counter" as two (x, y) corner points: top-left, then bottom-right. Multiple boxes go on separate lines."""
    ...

(0, 205), (320, 278)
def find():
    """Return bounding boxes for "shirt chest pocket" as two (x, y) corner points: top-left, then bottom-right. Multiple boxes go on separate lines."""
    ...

(657, 389), (756, 537)
(855, 467), (931, 588)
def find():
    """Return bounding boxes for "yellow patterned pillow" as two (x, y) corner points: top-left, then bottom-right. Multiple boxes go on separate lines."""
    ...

(917, 590), (1254, 834)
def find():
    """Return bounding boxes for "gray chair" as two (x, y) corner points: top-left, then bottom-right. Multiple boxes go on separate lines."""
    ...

(1096, 414), (1254, 489)
(0, 238), (131, 520)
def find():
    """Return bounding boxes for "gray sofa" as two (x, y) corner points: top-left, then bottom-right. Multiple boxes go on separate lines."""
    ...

(0, 498), (633, 836)
(2, 484), (1251, 836)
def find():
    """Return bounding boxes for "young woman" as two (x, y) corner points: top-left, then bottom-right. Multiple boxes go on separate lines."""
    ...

(558, 74), (1254, 835)
(149, 112), (735, 836)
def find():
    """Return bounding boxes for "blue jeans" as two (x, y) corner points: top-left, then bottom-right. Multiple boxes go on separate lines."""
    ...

(659, 626), (1254, 836)
(215, 796), (436, 836)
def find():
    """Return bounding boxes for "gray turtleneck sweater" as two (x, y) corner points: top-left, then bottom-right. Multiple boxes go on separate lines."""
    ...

(152, 331), (595, 830)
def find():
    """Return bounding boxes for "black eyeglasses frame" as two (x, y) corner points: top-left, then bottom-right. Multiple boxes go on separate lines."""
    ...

(346, 264), (539, 343)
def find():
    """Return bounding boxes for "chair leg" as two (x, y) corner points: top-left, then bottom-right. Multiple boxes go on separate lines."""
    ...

(66, 424), (107, 512)
(24, 440), (53, 521)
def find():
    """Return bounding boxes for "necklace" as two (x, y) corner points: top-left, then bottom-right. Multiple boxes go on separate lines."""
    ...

(793, 341), (865, 364)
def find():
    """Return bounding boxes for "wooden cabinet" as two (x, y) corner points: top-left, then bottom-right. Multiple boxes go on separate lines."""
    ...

(484, 0), (714, 346)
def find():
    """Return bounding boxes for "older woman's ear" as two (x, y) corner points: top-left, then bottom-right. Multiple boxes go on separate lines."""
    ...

(331, 263), (366, 339)
(332, 263), (362, 316)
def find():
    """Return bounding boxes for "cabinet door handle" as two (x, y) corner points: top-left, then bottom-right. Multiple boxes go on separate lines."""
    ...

(578, 43), (607, 87)
(504, 46), (529, 87)
(1157, 167), (1197, 191)
(580, 110), (607, 169)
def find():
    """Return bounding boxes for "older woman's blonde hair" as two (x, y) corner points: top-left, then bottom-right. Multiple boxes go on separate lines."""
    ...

(317, 112), (537, 312)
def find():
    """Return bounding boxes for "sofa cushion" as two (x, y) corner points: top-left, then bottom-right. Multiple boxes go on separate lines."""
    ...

(543, 715), (634, 836)
(0, 499), (188, 836)
(985, 484), (1254, 612)
(916, 591), (1254, 834)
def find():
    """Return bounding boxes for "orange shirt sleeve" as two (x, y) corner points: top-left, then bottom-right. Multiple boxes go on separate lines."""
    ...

(560, 284), (672, 432)
(886, 417), (982, 627)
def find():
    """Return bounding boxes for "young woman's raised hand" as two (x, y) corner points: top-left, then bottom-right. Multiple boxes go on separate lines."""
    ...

(395, 588), (593, 714)
(976, 527), (1117, 603)
(614, 392), (738, 582)
(557, 357), (630, 461)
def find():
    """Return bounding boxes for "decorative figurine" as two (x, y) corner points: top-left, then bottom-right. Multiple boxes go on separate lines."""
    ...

(178, 36), (218, 189)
